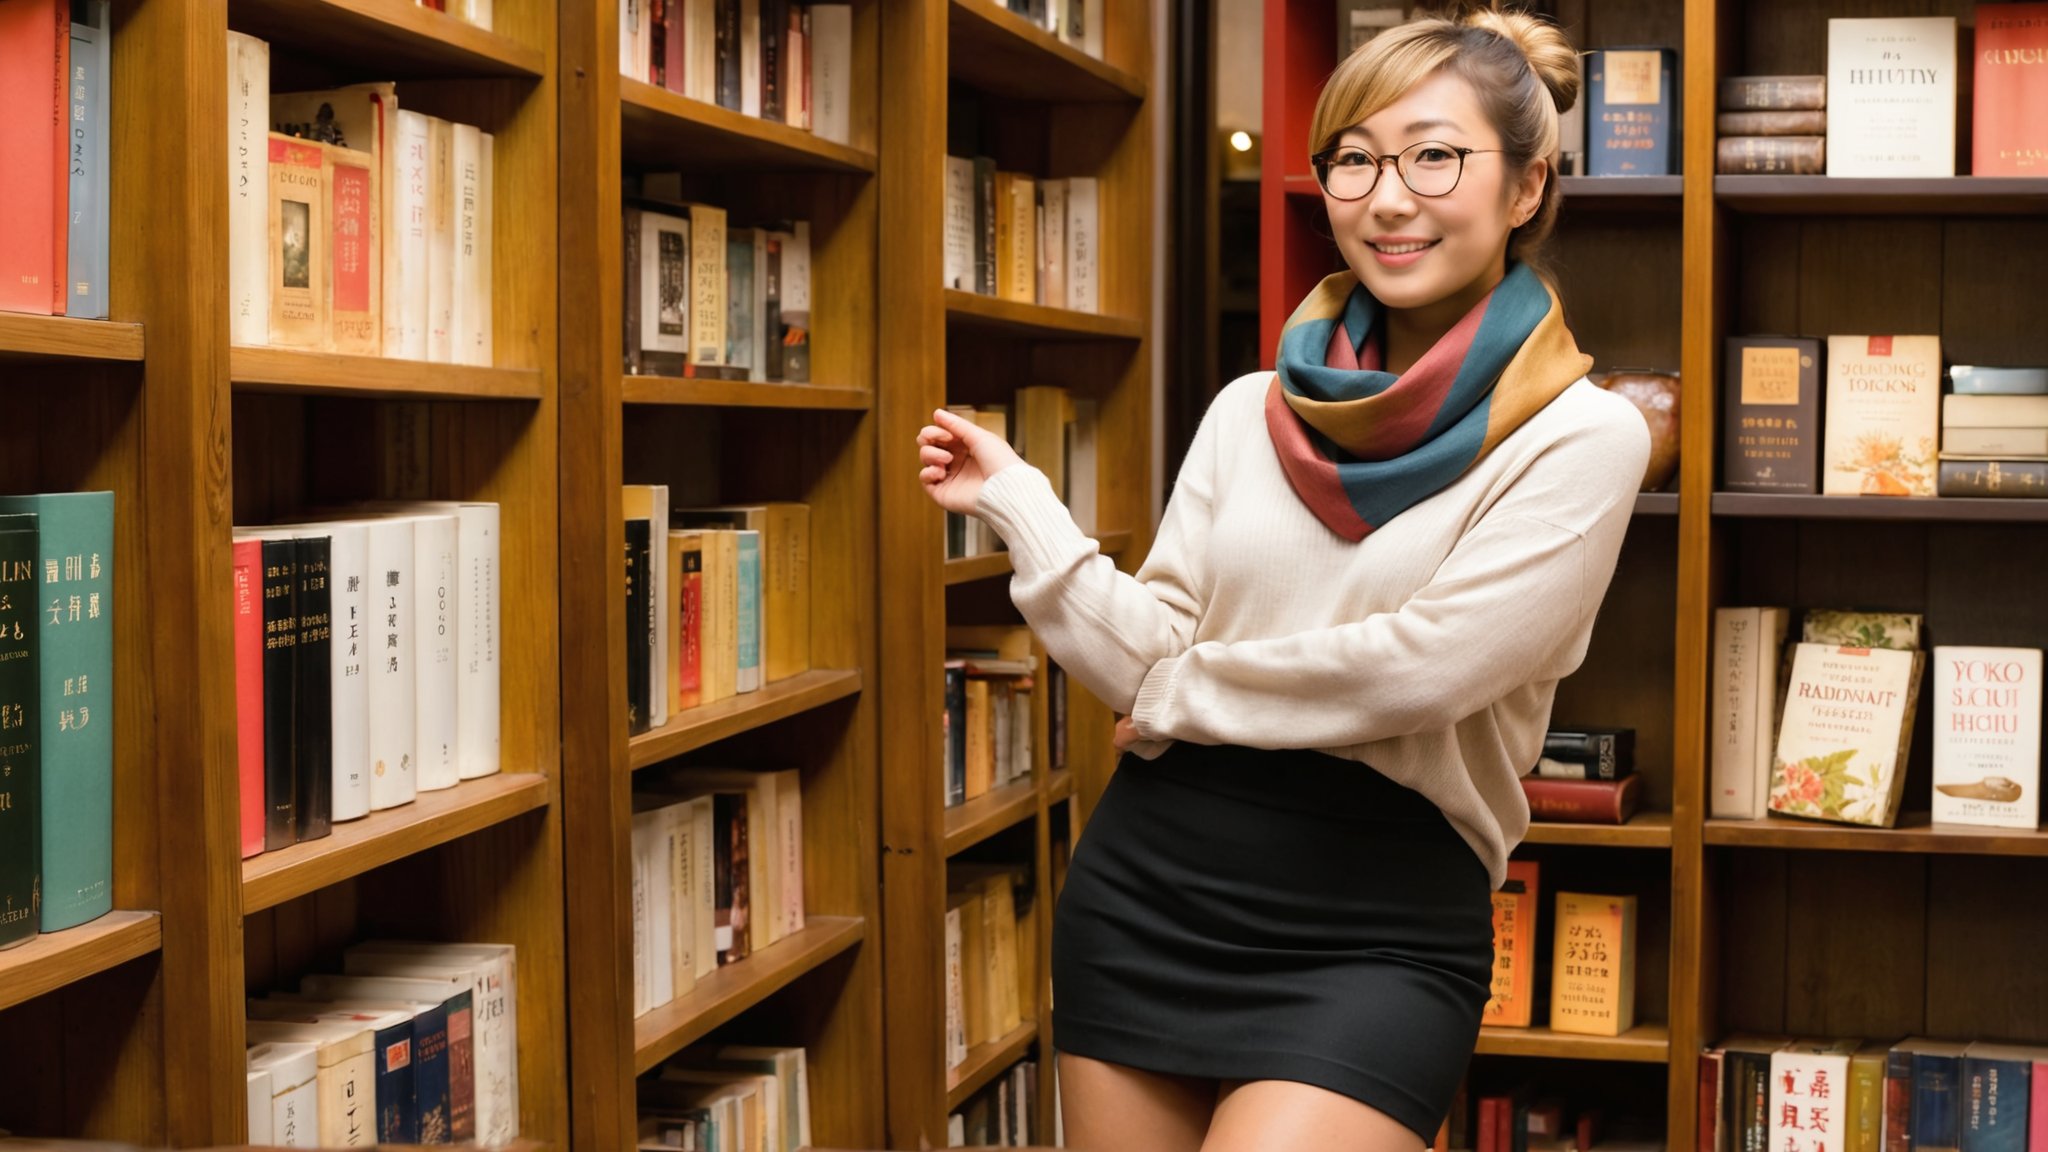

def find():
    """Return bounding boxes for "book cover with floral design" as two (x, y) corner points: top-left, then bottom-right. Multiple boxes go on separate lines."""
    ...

(1823, 335), (1941, 497)
(1770, 642), (1923, 827)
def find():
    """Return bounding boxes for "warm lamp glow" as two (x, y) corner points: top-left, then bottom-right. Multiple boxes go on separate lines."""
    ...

(1229, 130), (1254, 153)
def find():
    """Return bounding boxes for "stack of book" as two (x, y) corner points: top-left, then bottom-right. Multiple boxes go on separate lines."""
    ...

(1519, 728), (1640, 824)
(0, 0), (111, 320)
(623, 178), (813, 383)
(940, 159), (1100, 314)
(1715, 74), (1825, 174)
(232, 502), (503, 858)
(1938, 368), (2048, 497)
(943, 865), (1036, 1070)
(638, 1044), (813, 1152)
(630, 767), (806, 1015)
(942, 631), (1036, 809)
(621, 489), (812, 735)
(946, 1058), (1039, 1148)
(246, 940), (520, 1147)
(619, 1), (853, 147)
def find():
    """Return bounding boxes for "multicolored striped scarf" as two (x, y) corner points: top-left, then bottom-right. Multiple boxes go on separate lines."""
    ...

(1267, 262), (1591, 541)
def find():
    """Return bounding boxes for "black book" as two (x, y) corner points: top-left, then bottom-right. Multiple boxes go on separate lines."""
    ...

(293, 535), (332, 843)
(1540, 727), (1634, 779)
(943, 663), (966, 807)
(259, 537), (298, 852)
(974, 156), (997, 296)
(0, 514), (40, 950)
(715, 0), (741, 111)
(763, 233), (784, 381)
(714, 789), (750, 965)
(625, 517), (651, 736)
(761, 0), (787, 123)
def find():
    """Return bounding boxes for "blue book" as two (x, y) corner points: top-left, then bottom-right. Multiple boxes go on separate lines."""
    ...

(371, 1014), (419, 1145)
(0, 493), (114, 932)
(65, 4), (110, 320)
(734, 529), (761, 692)
(1962, 1044), (2043, 1152)
(1951, 366), (2048, 396)
(1907, 1039), (1973, 1152)
(1587, 47), (1680, 176)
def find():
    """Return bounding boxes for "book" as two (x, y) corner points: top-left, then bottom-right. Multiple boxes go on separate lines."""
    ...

(637, 208), (691, 376)
(1717, 110), (1828, 136)
(1936, 459), (2048, 498)
(1901, 1038), (1972, 1152)
(1482, 859), (1539, 1027)
(292, 981), (463, 1144)
(626, 517), (651, 735)
(244, 1019), (376, 1149)
(944, 157), (975, 291)
(1725, 1036), (1795, 1152)
(1826, 18), (1957, 177)
(696, 530), (738, 705)
(253, 534), (299, 850)
(1932, 646), (2041, 829)
(1716, 136), (1825, 174)
(674, 505), (809, 683)
(226, 30), (272, 343)
(390, 110), (432, 359)
(1960, 1043), (2043, 1152)
(1720, 75), (1826, 110)
(66, 5), (110, 320)
(452, 123), (485, 366)
(810, 3), (851, 145)
(778, 221), (811, 381)
(291, 534), (333, 842)
(1771, 1040), (1862, 1152)
(1823, 335), (1941, 497)
(1520, 773), (1642, 824)
(1724, 337), (1822, 493)
(325, 143), (382, 355)
(0, 0), (62, 316)
(733, 529), (761, 694)
(623, 486), (670, 729)
(1771, 643), (1923, 828)
(1852, 1040), (1890, 1152)
(268, 133), (329, 348)
(0, 515), (40, 949)
(1803, 610), (1921, 651)
(233, 538), (266, 857)
(1549, 891), (1637, 1036)
(340, 943), (519, 1143)
(427, 115), (456, 362)
(1943, 428), (2048, 456)
(1973, 4), (2048, 176)
(671, 531), (703, 712)
(1950, 366), (2048, 396)
(1540, 728), (1633, 776)
(1943, 394), (2048, 428)
(1711, 606), (1793, 820)
(1587, 48), (1680, 176)
(725, 228), (761, 380)
(1065, 177), (1098, 313)
(363, 517), (417, 809)
(246, 1041), (320, 1148)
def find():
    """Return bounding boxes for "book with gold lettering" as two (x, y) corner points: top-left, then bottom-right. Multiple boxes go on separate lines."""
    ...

(1482, 859), (1539, 1027)
(0, 514), (41, 950)
(1548, 891), (1637, 1036)
(1770, 642), (1923, 827)
(1724, 337), (1821, 493)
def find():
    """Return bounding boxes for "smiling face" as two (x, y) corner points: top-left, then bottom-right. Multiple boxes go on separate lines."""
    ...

(1324, 69), (1548, 319)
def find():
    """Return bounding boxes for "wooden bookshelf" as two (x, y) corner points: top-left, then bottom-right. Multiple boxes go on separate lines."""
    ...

(1714, 175), (2048, 215)
(1521, 810), (1674, 849)
(621, 375), (874, 410)
(0, 912), (161, 1014)
(1634, 492), (1680, 517)
(228, 347), (545, 400)
(626, 668), (864, 769)
(945, 0), (1147, 103)
(944, 528), (1135, 585)
(0, 313), (143, 364)
(1706, 815), (2048, 857)
(944, 289), (1146, 340)
(945, 1020), (1041, 1110)
(222, 0), (544, 78)
(620, 79), (879, 173)
(943, 779), (1040, 857)
(631, 916), (869, 1074)
(1711, 491), (2048, 522)
(1475, 1022), (1671, 1064)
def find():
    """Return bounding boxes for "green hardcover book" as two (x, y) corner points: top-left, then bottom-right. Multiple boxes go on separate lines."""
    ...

(0, 513), (42, 949)
(0, 492), (114, 932)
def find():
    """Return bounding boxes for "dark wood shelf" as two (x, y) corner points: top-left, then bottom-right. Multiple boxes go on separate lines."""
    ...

(622, 375), (871, 410)
(1521, 810), (1673, 849)
(0, 911), (162, 1013)
(225, 0), (543, 78)
(1560, 175), (1684, 203)
(1711, 491), (2048, 523)
(628, 668), (863, 770)
(0, 312), (144, 364)
(242, 774), (551, 913)
(945, 530), (1133, 586)
(944, 290), (1143, 341)
(946, 0), (1144, 103)
(1634, 492), (1679, 517)
(1048, 769), (1073, 803)
(945, 1019), (1039, 1110)
(230, 346), (544, 401)
(1715, 176), (2048, 215)
(943, 780), (1039, 858)
(632, 916), (868, 1074)
(1706, 813), (2048, 856)
(620, 79), (878, 174)
(1475, 1021), (1670, 1063)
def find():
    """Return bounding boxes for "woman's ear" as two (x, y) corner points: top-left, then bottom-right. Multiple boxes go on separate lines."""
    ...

(1510, 157), (1549, 228)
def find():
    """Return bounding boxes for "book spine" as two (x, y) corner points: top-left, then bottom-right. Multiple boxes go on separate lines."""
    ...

(259, 538), (298, 851)
(716, 0), (740, 109)
(427, 117), (455, 362)
(389, 111), (432, 358)
(445, 990), (476, 1142)
(676, 536), (702, 710)
(1700, 1052), (1723, 1152)
(1937, 460), (2048, 497)
(779, 221), (811, 382)
(739, 0), (760, 117)
(1918, 1050), (1965, 1152)
(1716, 109), (1828, 136)
(662, 0), (686, 93)
(2030, 1059), (2048, 1152)
(811, 3), (851, 145)
(1973, 8), (2048, 175)
(777, 770), (803, 934)
(1711, 607), (1763, 818)
(945, 665), (966, 806)
(1065, 176), (1098, 312)
(411, 516), (460, 791)
(713, 791), (744, 963)
(374, 1020), (417, 1145)
(760, 0), (785, 121)
(327, 144), (381, 355)
(325, 525), (370, 820)
(455, 505), (499, 779)
(48, 4), (67, 315)
(0, 0), (60, 316)
(453, 124), (484, 366)
(974, 157), (996, 295)
(0, 520), (41, 950)
(1520, 775), (1640, 823)
(1719, 75), (1826, 109)
(1541, 729), (1631, 772)
(1963, 1056), (2029, 1152)
(234, 539), (267, 857)
(625, 518), (651, 734)
(66, 19), (105, 319)
(412, 1003), (452, 1143)
(366, 521), (417, 809)
(687, 205), (728, 374)
(1716, 136), (1826, 174)
(293, 536), (333, 842)
(734, 530), (761, 693)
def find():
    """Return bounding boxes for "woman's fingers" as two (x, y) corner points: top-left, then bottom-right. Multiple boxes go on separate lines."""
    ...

(918, 444), (956, 470)
(931, 407), (980, 446)
(915, 424), (954, 447)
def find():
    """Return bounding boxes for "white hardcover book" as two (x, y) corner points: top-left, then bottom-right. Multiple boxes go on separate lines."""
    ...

(426, 116), (456, 362)
(246, 1069), (273, 1146)
(775, 768), (803, 936)
(452, 123), (484, 369)
(741, 0), (762, 117)
(363, 518), (416, 809)
(640, 210), (692, 365)
(403, 513), (461, 791)
(228, 31), (271, 347)
(389, 110), (432, 359)
(667, 803), (696, 995)
(1064, 175), (1099, 313)
(1749, 608), (1792, 820)
(811, 4), (852, 146)
(944, 904), (967, 1069)
(475, 133), (494, 366)
(632, 805), (677, 1008)
(1065, 397), (1099, 533)
(295, 520), (371, 821)
(688, 794), (717, 978)
(689, 0), (717, 104)
(1041, 178), (1068, 311)
(944, 157), (975, 291)
(453, 502), (500, 778)
(1933, 646), (2042, 830)
(244, 1019), (376, 1149)
(1711, 607), (1764, 819)
(1083, 0), (1103, 59)
(619, 0), (637, 77)
(464, 0), (492, 31)
(1826, 17), (1957, 177)
(248, 1041), (320, 1148)
(341, 940), (520, 1146)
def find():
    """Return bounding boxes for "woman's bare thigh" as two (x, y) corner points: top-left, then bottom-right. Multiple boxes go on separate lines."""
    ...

(1201, 1078), (1427, 1152)
(1057, 1052), (1217, 1152)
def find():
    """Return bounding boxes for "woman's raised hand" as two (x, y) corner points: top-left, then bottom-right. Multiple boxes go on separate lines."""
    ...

(916, 407), (1024, 515)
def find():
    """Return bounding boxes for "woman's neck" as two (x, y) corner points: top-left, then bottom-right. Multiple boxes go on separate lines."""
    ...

(1380, 261), (1509, 374)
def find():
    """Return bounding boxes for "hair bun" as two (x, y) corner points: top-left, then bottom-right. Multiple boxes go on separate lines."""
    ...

(1461, 6), (1583, 115)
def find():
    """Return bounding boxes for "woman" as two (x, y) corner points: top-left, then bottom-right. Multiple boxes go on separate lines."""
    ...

(916, 7), (1649, 1150)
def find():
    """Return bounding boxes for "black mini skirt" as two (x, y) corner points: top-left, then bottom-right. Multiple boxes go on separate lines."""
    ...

(1051, 741), (1496, 1142)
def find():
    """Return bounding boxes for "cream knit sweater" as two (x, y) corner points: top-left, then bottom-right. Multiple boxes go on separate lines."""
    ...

(973, 371), (1651, 888)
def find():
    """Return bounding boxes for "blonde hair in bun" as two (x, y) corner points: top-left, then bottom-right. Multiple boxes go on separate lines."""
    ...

(1309, 4), (1582, 273)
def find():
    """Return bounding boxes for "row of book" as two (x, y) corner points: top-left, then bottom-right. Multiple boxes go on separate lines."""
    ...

(1456, 1088), (1656, 1152)
(0, 0), (110, 319)
(942, 388), (1099, 560)
(630, 768), (806, 1016)
(943, 632), (1036, 809)
(619, 0), (853, 148)
(1483, 861), (1640, 1039)
(947, 1058), (1041, 1148)
(941, 163), (1100, 313)
(621, 490), (812, 736)
(1521, 727), (1645, 826)
(1714, 74), (1825, 175)
(637, 1044), (813, 1152)
(943, 865), (1037, 1070)
(1712, 608), (2042, 831)
(623, 178), (813, 383)
(245, 939), (520, 1147)
(1723, 335), (2048, 500)
(232, 502), (503, 858)
(985, 0), (1103, 59)
(228, 33), (496, 363)
(0, 491), (115, 951)
(1702, 1037), (2048, 1152)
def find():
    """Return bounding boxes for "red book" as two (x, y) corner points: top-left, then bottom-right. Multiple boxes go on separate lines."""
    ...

(1699, 1050), (1723, 1152)
(232, 538), (266, 859)
(1520, 773), (1643, 824)
(0, 0), (60, 315)
(676, 537), (702, 709)
(1974, 3), (2048, 175)
(1478, 1097), (1500, 1152)
(2030, 1056), (2047, 1152)
(663, 0), (686, 94)
(48, 1), (68, 314)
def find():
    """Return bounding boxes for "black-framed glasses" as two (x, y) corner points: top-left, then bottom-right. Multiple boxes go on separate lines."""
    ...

(1310, 140), (1504, 201)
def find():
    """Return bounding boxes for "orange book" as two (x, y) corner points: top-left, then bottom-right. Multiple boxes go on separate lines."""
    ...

(1974, 3), (2048, 175)
(1549, 891), (1638, 1036)
(0, 0), (62, 315)
(1481, 859), (1539, 1027)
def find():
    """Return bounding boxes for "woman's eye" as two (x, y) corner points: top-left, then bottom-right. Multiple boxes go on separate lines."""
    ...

(1333, 151), (1372, 167)
(1413, 147), (1456, 165)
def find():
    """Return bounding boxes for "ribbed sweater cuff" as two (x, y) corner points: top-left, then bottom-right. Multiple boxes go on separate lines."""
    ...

(973, 464), (1090, 579)
(1131, 654), (1183, 739)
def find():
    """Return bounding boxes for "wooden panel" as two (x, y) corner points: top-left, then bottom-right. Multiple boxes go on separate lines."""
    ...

(1474, 1021), (1670, 1063)
(622, 377), (874, 410)
(0, 315), (143, 364)
(1707, 815), (2048, 857)
(229, 347), (545, 400)
(1714, 849), (1787, 1036)
(946, 0), (1146, 103)
(1925, 856), (2048, 1044)
(944, 290), (1146, 340)
(1713, 493), (2048, 523)
(224, 0), (544, 78)
(620, 79), (879, 173)
(1717, 178), (2048, 215)
(1521, 811), (1675, 849)
(1783, 853), (1927, 1038)
(943, 780), (1039, 857)
(1549, 216), (1684, 375)
(628, 670), (864, 769)
(631, 916), (868, 1074)
(0, 913), (161, 1014)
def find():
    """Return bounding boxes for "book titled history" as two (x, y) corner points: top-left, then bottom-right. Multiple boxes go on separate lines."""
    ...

(1587, 48), (1679, 176)
(1931, 646), (2041, 830)
(1549, 891), (1637, 1036)
(0, 515), (42, 950)
(1770, 642), (1922, 828)
(1826, 17), (1957, 177)
(1973, 4), (2048, 175)
(1725, 337), (1822, 493)
(1823, 335), (1941, 497)
(1481, 859), (1539, 1028)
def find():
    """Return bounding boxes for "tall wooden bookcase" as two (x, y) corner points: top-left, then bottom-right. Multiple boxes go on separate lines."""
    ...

(556, 1), (887, 1149)
(0, 0), (570, 1145)
(876, 1), (1156, 1147)
(1266, 0), (2048, 1147)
